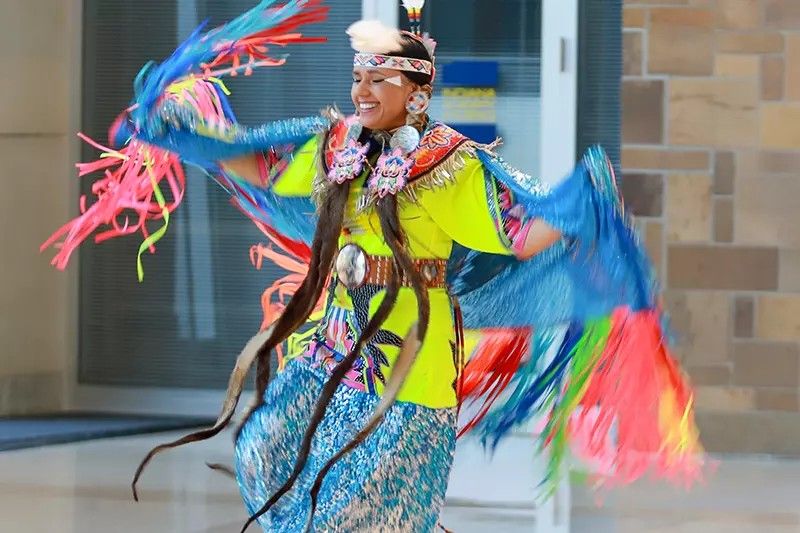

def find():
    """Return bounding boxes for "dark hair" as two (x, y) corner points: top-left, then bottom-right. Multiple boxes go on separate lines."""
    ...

(240, 164), (431, 532)
(133, 125), (433, 532)
(391, 33), (434, 87)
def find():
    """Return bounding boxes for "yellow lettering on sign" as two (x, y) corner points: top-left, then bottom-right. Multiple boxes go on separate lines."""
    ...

(442, 87), (497, 98)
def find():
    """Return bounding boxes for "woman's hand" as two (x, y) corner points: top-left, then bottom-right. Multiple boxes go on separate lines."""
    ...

(517, 220), (562, 260)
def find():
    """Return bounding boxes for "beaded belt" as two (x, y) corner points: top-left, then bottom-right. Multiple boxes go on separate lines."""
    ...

(335, 243), (448, 290)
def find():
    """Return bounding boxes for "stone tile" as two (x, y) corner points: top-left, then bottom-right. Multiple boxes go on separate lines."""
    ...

(695, 410), (800, 454)
(0, 0), (70, 134)
(649, 8), (714, 75)
(761, 56), (785, 101)
(734, 296), (754, 338)
(664, 291), (729, 365)
(756, 295), (800, 341)
(622, 148), (710, 171)
(733, 341), (800, 387)
(717, 0), (761, 29)
(621, 173), (663, 216)
(780, 250), (800, 292)
(737, 174), (800, 247)
(758, 151), (800, 174)
(735, 149), (759, 181)
(714, 151), (735, 195)
(623, 80), (664, 144)
(714, 198), (734, 243)
(668, 245), (779, 290)
(625, 0), (688, 3)
(761, 104), (800, 150)
(644, 221), (664, 278)
(764, 0), (800, 29)
(715, 54), (760, 77)
(624, 0), (688, 4)
(0, 137), (72, 379)
(623, 31), (643, 76)
(666, 174), (712, 242)
(788, 35), (800, 101)
(669, 79), (758, 147)
(717, 31), (785, 54)
(696, 386), (756, 412)
(757, 389), (800, 412)
(624, 7), (648, 28)
(688, 364), (732, 386)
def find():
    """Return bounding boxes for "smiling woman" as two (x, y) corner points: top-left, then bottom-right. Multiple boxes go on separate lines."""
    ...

(351, 67), (418, 131)
(44, 0), (704, 531)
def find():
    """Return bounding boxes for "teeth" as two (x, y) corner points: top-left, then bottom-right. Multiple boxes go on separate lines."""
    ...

(359, 103), (377, 110)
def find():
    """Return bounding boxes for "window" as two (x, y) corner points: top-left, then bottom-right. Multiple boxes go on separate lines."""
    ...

(79, 0), (360, 389)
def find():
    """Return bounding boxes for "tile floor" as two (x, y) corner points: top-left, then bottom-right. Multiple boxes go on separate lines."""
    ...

(0, 432), (798, 532)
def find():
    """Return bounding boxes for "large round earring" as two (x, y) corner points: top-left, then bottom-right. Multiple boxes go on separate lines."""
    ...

(405, 90), (430, 133)
(405, 90), (430, 115)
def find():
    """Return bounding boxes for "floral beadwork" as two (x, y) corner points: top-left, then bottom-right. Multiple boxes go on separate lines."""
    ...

(327, 138), (369, 184)
(368, 148), (414, 198)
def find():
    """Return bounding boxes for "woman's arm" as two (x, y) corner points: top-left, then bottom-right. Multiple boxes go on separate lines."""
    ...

(517, 220), (562, 260)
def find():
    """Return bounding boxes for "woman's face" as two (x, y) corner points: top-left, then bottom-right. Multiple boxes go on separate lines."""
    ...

(351, 67), (417, 131)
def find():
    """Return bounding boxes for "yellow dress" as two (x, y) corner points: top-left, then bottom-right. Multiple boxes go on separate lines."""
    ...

(270, 132), (515, 408)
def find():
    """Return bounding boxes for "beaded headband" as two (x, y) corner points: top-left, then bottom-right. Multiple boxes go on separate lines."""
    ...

(353, 52), (433, 75)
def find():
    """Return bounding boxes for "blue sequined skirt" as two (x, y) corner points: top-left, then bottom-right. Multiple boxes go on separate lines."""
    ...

(234, 360), (458, 532)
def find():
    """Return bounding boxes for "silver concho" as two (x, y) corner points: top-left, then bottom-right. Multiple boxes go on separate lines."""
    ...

(390, 125), (421, 153)
(346, 122), (364, 142)
(421, 263), (439, 283)
(335, 244), (369, 289)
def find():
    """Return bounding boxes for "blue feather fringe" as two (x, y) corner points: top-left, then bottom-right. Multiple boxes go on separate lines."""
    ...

(450, 146), (658, 331)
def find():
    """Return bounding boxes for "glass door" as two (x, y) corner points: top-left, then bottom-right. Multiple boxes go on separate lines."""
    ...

(424, 0), (578, 182)
(426, 0), (543, 176)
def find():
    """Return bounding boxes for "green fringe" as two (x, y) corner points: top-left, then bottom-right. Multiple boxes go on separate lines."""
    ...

(539, 317), (612, 497)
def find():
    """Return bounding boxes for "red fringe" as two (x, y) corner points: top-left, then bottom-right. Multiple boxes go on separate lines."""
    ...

(457, 328), (530, 438)
(247, 219), (326, 365)
(201, 1), (329, 76)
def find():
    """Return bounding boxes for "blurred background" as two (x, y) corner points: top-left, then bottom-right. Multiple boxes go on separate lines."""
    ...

(1, 0), (799, 531)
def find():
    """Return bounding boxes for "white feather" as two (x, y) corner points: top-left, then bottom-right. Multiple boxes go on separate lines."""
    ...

(346, 20), (403, 54)
(402, 0), (426, 10)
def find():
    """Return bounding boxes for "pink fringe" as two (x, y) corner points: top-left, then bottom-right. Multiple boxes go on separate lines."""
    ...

(570, 308), (704, 488)
(41, 135), (185, 270)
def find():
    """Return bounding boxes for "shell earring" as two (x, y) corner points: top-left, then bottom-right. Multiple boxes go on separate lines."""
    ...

(401, 90), (430, 140)
(405, 90), (430, 116)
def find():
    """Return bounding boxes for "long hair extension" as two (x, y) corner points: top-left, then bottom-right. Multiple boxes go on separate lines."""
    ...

(303, 194), (432, 529)
(131, 165), (351, 501)
(239, 197), (408, 533)
(237, 180), (353, 433)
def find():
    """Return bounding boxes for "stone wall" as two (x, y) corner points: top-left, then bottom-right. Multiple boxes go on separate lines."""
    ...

(0, 0), (80, 415)
(622, 0), (800, 453)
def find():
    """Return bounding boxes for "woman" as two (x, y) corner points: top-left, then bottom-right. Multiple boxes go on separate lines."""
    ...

(44, 1), (704, 532)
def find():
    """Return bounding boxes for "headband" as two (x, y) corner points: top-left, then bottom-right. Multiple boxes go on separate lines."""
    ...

(353, 52), (433, 76)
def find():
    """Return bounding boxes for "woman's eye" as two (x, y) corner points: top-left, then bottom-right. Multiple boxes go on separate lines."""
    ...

(371, 79), (385, 84)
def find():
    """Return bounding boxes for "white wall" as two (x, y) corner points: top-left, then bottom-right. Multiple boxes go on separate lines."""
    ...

(0, 0), (81, 414)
